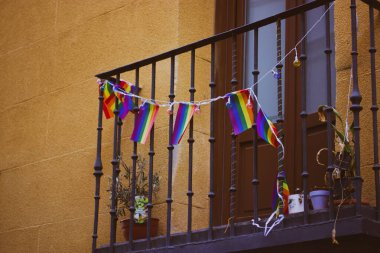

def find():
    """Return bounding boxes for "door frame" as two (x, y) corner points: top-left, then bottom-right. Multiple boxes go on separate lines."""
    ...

(213, 0), (306, 225)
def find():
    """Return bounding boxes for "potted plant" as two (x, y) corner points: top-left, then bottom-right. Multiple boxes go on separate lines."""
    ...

(317, 105), (355, 202)
(107, 155), (161, 240)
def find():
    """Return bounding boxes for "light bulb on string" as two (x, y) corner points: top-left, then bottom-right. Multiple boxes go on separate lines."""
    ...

(272, 70), (281, 79)
(293, 47), (301, 68)
(226, 96), (232, 109)
(139, 100), (147, 111)
(167, 103), (174, 115)
(195, 104), (201, 114)
(246, 97), (253, 109)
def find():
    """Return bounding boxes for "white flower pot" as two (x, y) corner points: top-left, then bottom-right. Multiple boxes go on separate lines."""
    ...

(310, 190), (329, 210)
(288, 193), (304, 214)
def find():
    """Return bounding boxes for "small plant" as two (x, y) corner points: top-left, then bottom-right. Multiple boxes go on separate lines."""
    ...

(107, 155), (161, 223)
(317, 105), (355, 199)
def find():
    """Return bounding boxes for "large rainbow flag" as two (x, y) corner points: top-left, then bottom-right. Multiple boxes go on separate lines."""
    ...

(257, 109), (280, 148)
(130, 102), (159, 144)
(172, 103), (196, 145)
(225, 89), (254, 135)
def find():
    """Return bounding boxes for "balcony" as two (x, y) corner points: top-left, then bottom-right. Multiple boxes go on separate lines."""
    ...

(92, 0), (380, 252)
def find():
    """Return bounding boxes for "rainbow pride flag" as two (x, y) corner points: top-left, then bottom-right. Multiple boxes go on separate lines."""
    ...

(130, 102), (159, 144)
(257, 109), (280, 148)
(172, 103), (197, 145)
(272, 172), (290, 215)
(225, 89), (254, 135)
(119, 95), (135, 120)
(102, 80), (136, 119)
(102, 81), (116, 119)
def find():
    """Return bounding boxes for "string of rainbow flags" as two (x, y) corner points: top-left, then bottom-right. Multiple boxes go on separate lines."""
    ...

(97, 2), (334, 235)
(98, 2), (334, 145)
(99, 79), (282, 148)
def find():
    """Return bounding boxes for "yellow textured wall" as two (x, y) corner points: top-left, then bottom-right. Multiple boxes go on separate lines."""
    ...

(335, 0), (380, 205)
(0, 0), (214, 252)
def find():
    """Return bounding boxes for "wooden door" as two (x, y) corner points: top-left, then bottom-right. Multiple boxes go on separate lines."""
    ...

(213, 0), (333, 225)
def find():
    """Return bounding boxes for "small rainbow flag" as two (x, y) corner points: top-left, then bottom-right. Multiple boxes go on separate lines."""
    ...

(114, 81), (136, 120)
(172, 103), (197, 145)
(114, 80), (135, 100)
(257, 109), (280, 148)
(225, 89), (254, 135)
(102, 80), (136, 119)
(272, 173), (290, 215)
(102, 81), (116, 119)
(130, 102), (159, 144)
(119, 95), (135, 120)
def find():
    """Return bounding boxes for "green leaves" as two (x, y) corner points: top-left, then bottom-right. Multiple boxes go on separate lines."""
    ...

(107, 155), (161, 220)
(317, 105), (355, 174)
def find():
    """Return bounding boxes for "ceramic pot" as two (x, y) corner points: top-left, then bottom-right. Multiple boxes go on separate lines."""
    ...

(310, 190), (329, 210)
(288, 193), (304, 214)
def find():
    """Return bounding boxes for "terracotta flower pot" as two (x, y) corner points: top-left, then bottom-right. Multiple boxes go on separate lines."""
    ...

(120, 218), (159, 241)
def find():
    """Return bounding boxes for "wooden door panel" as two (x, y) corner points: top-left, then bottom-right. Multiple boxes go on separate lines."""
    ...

(237, 135), (278, 219)
(306, 118), (328, 190)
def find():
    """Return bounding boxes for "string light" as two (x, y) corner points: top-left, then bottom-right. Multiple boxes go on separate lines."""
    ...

(246, 95), (253, 109)
(195, 104), (201, 114)
(272, 69), (281, 79)
(167, 103), (174, 115)
(293, 47), (301, 68)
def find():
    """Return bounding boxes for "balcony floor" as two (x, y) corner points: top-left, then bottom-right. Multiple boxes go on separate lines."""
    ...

(96, 205), (380, 253)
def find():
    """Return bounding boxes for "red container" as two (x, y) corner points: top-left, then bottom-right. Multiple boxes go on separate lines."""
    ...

(120, 218), (159, 241)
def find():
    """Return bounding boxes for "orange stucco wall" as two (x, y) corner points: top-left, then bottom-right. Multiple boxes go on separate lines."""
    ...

(0, 1), (214, 252)
(335, 0), (380, 206)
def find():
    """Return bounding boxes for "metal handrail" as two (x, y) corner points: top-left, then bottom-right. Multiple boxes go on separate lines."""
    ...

(95, 0), (333, 79)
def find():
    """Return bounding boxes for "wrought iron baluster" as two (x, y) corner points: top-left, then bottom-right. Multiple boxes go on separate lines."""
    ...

(229, 33), (238, 237)
(324, 3), (334, 220)
(187, 49), (196, 243)
(92, 81), (104, 253)
(208, 43), (216, 240)
(116, 79), (123, 227)
(147, 62), (156, 248)
(276, 20), (285, 216)
(300, 11), (309, 223)
(349, 0), (363, 215)
(166, 56), (175, 246)
(368, 0), (379, 220)
(129, 69), (139, 252)
(110, 74), (121, 253)
(252, 28), (259, 224)
(326, 7), (335, 203)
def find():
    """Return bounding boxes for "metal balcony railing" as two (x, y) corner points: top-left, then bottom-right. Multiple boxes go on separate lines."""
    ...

(92, 0), (380, 252)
